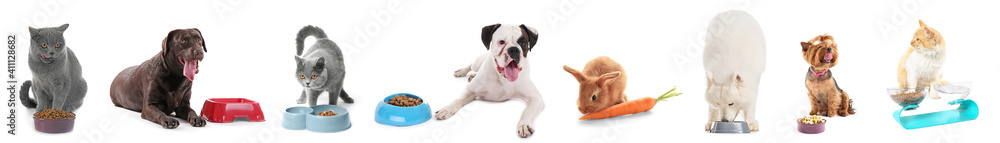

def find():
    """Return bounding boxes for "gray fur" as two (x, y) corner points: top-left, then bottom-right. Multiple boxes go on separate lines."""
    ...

(20, 24), (88, 113)
(294, 25), (352, 106)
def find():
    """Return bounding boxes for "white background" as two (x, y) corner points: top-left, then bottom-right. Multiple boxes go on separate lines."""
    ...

(2, 0), (998, 143)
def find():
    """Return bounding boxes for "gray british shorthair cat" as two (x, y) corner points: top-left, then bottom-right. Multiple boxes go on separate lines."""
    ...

(294, 25), (353, 106)
(20, 24), (89, 113)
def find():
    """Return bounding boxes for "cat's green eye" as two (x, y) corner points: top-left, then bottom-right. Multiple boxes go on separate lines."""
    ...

(41, 44), (47, 48)
(299, 75), (305, 79)
(311, 75), (317, 79)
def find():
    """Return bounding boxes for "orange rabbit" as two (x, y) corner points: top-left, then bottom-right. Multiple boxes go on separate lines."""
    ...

(564, 56), (628, 114)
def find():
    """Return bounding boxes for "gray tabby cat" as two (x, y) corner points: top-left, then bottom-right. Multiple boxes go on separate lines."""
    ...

(294, 25), (353, 106)
(20, 24), (89, 113)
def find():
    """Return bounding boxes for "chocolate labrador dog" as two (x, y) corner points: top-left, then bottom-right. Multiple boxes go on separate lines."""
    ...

(110, 28), (206, 129)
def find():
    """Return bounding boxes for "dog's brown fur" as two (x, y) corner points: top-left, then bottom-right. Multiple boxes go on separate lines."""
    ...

(564, 56), (627, 114)
(110, 28), (207, 129)
(800, 34), (854, 117)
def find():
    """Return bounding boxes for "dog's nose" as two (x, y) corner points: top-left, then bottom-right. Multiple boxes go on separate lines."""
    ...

(507, 47), (521, 62)
(721, 118), (730, 122)
(826, 47), (832, 52)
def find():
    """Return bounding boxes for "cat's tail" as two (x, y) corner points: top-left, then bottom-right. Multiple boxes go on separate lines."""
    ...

(20, 80), (37, 108)
(295, 25), (329, 55)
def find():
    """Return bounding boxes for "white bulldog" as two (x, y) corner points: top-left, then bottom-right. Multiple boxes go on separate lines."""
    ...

(438, 24), (544, 138)
(703, 10), (766, 132)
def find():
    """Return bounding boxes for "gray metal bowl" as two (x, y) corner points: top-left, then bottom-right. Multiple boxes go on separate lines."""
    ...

(710, 121), (750, 133)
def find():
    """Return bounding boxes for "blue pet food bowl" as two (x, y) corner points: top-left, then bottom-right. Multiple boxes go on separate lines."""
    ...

(305, 105), (352, 133)
(281, 106), (312, 130)
(375, 93), (431, 126)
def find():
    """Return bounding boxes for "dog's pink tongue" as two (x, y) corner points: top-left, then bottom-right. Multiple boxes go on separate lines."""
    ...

(823, 53), (833, 61)
(183, 60), (198, 81)
(504, 62), (519, 82)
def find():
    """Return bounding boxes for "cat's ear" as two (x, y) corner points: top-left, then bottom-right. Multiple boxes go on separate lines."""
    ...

(28, 27), (37, 38)
(294, 56), (303, 67)
(161, 29), (180, 57)
(923, 27), (934, 39)
(55, 24), (69, 31)
(481, 24), (501, 50)
(314, 57), (325, 69)
(192, 28), (206, 52)
(919, 20), (927, 27)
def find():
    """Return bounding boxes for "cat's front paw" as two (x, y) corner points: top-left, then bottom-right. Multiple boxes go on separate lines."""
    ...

(296, 97), (306, 104)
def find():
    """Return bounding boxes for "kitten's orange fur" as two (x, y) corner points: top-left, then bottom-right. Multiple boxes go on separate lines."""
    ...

(897, 20), (946, 98)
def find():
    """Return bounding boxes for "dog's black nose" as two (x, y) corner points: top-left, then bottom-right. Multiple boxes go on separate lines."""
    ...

(507, 47), (521, 63)
(826, 47), (832, 52)
(721, 118), (730, 122)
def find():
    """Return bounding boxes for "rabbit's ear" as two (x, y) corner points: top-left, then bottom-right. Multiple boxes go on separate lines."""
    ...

(563, 65), (586, 82)
(598, 71), (621, 87)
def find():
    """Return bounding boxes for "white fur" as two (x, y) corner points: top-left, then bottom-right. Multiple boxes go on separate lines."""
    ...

(702, 10), (766, 132)
(905, 44), (945, 98)
(438, 24), (544, 138)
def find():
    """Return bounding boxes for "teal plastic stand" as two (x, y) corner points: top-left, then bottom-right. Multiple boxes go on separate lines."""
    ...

(893, 99), (979, 130)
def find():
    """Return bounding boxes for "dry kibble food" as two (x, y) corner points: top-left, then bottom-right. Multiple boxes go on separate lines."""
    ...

(317, 110), (338, 116)
(891, 90), (924, 106)
(34, 109), (74, 119)
(387, 95), (422, 107)
(799, 115), (825, 124)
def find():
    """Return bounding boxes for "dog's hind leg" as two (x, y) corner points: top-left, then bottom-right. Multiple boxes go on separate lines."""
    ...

(435, 89), (476, 120)
(517, 90), (544, 138)
(839, 91), (854, 116)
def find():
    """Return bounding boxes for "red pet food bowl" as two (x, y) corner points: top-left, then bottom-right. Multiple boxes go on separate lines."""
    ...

(200, 98), (266, 123)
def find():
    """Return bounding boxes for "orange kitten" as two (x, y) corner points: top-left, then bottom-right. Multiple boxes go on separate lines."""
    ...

(897, 20), (946, 99)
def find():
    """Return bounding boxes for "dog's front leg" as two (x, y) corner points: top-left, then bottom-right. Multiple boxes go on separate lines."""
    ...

(174, 91), (206, 127)
(142, 100), (178, 128)
(435, 89), (475, 120)
(517, 93), (544, 138)
(744, 105), (759, 132)
(706, 108), (719, 131)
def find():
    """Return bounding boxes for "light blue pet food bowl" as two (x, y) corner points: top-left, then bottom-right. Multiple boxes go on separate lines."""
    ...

(375, 93), (432, 126)
(281, 106), (312, 130)
(305, 105), (352, 133)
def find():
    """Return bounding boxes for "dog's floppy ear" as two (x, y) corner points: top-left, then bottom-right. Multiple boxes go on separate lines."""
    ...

(314, 57), (325, 69)
(597, 71), (621, 87)
(192, 28), (206, 52)
(800, 41), (811, 52)
(481, 24), (501, 50)
(732, 72), (744, 88)
(563, 65), (586, 82)
(519, 24), (539, 52)
(161, 29), (181, 57)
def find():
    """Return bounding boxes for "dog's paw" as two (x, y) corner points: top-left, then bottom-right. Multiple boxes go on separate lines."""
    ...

(296, 97), (306, 104)
(434, 108), (456, 120)
(705, 122), (713, 131)
(467, 72), (478, 82)
(189, 116), (207, 127)
(160, 117), (180, 129)
(454, 68), (468, 77)
(517, 123), (535, 138)
(748, 120), (759, 132)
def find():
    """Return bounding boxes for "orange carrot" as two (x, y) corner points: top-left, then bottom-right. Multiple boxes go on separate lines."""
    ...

(579, 86), (681, 120)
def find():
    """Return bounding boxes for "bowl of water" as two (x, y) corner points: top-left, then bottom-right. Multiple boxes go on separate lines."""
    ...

(934, 82), (971, 102)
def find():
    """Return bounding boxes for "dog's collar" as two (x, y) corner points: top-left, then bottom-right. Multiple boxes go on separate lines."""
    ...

(809, 67), (829, 78)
